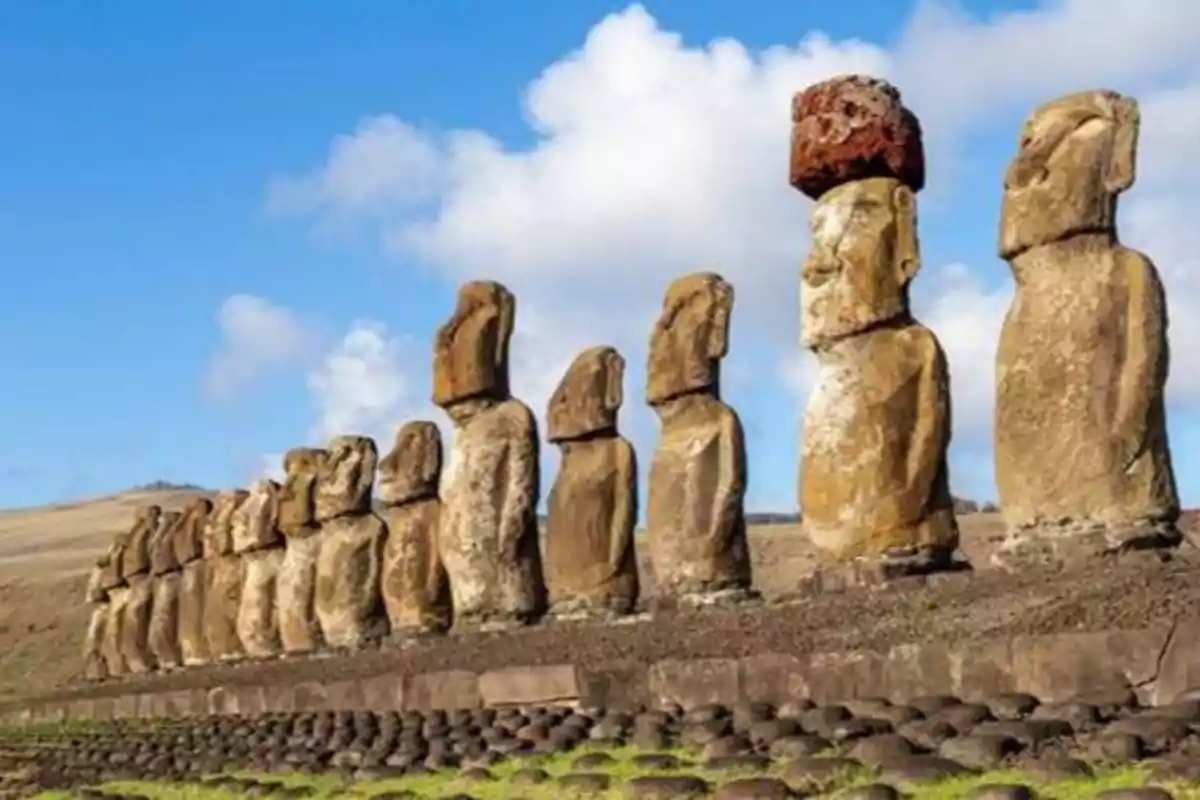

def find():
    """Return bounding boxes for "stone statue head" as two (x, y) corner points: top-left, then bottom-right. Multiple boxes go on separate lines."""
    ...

(315, 435), (378, 522)
(233, 479), (283, 553)
(203, 489), (249, 558)
(547, 346), (625, 442)
(99, 531), (130, 590)
(120, 504), (162, 580)
(801, 176), (919, 350)
(86, 562), (108, 603)
(433, 281), (515, 409)
(149, 510), (182, 576)
(999, 89), (1139, 260)
(378, 421), (442, 506)
(278, 447), (327, 535)
(172, 496), (212, 566)
(646, 273), (733, 406)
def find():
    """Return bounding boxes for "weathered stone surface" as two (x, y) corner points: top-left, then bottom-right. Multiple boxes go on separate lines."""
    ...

(277, 448), (327, 655)
(313, 436), (386, 650)
(147, 572), (181, 670)
(120, 574), (155, 674)
(379, 421), (451, 637)
(202, 490), (246, 559)
(98, 529), (129, 592)
(229, 479), (285, 658)
(478, 664), (585, 707)
(790, 74), (924, 200)
(237, 548), (284, 658)
(646, 273), (751, 603)
(82, 565), (108, 681)
(436, 280), (546, 628)
(799, 176), (958, 564)
(201, 490), (248, 663)
(148, 510), (182, 577)
(545, 346), (639, 617)
(119, 505), (161, 581)
(995, 90), (1179, 563)
(173, 497), (212, 667)
(315, 435), (376, 521)
(100, 585), (128, 677)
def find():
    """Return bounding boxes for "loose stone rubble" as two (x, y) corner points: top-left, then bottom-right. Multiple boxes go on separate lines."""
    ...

(994, 89), (1181, 568)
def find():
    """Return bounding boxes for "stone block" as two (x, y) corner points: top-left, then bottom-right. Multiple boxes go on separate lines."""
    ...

(405, 670), (480, 711)
(479, 664), (583, 707)
(648, 658), (740, 709)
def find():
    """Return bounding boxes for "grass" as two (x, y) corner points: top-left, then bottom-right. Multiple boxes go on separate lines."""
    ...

(17, 743), (1200, 799)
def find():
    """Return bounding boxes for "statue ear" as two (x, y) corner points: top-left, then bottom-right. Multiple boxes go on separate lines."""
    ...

(705, 280), (733, 359)
(892, 184), (921, 286)
(1105, 96), (1139, 195)
(603, 349), (625, 413)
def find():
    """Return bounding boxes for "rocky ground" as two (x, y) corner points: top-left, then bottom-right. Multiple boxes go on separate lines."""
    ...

(6, 692), (1200, 798)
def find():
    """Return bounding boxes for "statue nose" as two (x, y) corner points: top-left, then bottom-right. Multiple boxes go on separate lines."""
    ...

(803, 256), (840, 287)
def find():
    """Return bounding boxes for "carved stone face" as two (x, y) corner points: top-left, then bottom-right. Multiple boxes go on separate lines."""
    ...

(378, 421), (442, 505)
(173, 496), (212, 565)
(801, 177), (918, 350)
(100, 531), (130, 589)
(149, 511), (182, 575)
(548, 346), (624, 442)
(203, 490), (248, 558)
(999, 90), (1138, 259)
(278, 447), (326, 533)
(315, 435), (378, 521)
(646, 273), (733, 406)
(234, 479), (282, 552)
(121, 504), (162, 579)
(433, 281), (515, 408)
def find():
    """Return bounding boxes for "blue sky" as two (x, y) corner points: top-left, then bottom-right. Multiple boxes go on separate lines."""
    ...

(2, 0), (1198, 513)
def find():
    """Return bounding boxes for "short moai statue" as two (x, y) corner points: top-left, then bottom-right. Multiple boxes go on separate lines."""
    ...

(545, 346), (639, 618)
(313, 436), (387, 650)
(119, 504), (162, 674)
(434, 281), (546, 630)
(276, 447), (328, 655)
(378, 421), (452, 640)
(82, 560), (110, 681)
(646, 273), (752, 605)
(233, 479), (286, 658)
(147, 509), (184, 670)
(173, 496), (212, 667)
(98, 530), (131, 677)
(202, 489), (249, 662)
(994, 90), (1180, 566)
(791, 75), (959, 579)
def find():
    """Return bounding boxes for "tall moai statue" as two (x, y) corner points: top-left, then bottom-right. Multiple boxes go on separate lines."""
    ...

(277, 447), (328, 655)
(82, 559), (110, 681)
(119, 504), (161, 674)
(545, 346), (639, 618)
(434, 281), (546, 630)
(147, 510), (184, 671)
(994, 90), (1180, 565)
(98, 530), (131, 677)
(646, 273), (752, 605)
(313, 435), (387, 650)
(378, 421), (452, 639)
(234, 479), (286, 658)
(791, 75), (959, 576)
(202, 489), (248, 662)
(173, 496), (212, 667)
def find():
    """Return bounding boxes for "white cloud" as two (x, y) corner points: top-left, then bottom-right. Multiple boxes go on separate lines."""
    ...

(204, 294), (317, 399)
(305, 320), (429, 445)
(266, 1), (1200, 505)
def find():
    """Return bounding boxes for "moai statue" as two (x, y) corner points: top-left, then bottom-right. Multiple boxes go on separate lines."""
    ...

(119, 504), (161, 674)
(147, 510), (183, 671)
(646, 273), (752, 605)
(82, 560), (110, 681)
(545, 347), (639, 618)
(172, 496), (212, 667)
(994, 90), (1179, 565)
(791, 75), (959, 578)
(313, 436), (387, 650)
(434, 281), (546, 630)
(98, 531), (131, 677)
(233, 479), (286, 658)
(378, 421), (451, 640)
(202, 489), (248, 662)
(277, 447), (328, 655)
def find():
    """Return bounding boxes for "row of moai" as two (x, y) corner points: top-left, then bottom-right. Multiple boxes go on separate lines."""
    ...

(81, 73), (1182, 678)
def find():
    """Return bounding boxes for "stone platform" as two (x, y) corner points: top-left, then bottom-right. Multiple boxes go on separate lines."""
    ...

(10, 554), (1200, 724)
